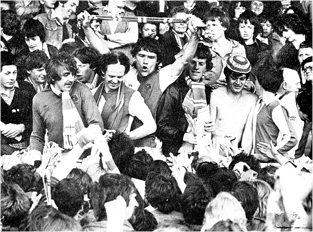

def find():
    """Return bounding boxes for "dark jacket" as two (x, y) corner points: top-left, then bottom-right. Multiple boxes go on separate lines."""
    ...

(156, 77), (212, 156)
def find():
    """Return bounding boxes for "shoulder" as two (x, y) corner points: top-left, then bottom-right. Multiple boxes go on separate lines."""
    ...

(17, 81), (36, 96)
(242, 89), (258, 102)
(211, 86), (227, 97)
(35, 13), (48, 22)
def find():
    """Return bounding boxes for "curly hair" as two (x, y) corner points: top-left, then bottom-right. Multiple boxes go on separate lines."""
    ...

(67, 168), (93, 195)
(25, 50), (49, 71)
(125, 149), (154, 180)
(97, 51), (130, 76)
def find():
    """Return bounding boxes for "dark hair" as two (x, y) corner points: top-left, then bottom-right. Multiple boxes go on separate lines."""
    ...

(145, 172), (180, 214)
(228, 1), (250, 19)
(22, 19), (45, 42)
(196, 161), (219, 182)
(90, 173), (136, 220)
(67, 168), (93, 195)
(52, 178), (84, 217)
(274, 13), (311, 37)
(208, 167), (238, 196)
(148, 160), (172, 176)
(238, 10), (262, 39)
(1, 182), (31, 228)
(203, 7), (230, 29)
(231, 181), (259, 220)
(299, 40), (313, 50)
(169, 5), (190, 18)
(301, 56), (313, 70)
(258, 12), (276, 25)
(257, 165), (278, 189)
(59, 42), (83, 54)
(45, 52), (78, 84)
(181, 177), (214, 225)
(228, 152), (261, 173)
(131, 37), (163, 64)
(25, 50), (49, 71)
(72, 47), (100, 70)
(97, 52), (130, 76)
(25, 205), (82, 231)
(208, 219), (246, 231)
(195, 43), (213, 71)
(1, 51), (16, 70)
(125, 149), (154, 180)
(1, 10), (20, 36)
(108, 132), (134, 174)
(130, 208), (158, 231)
(4, 164), (38, 193)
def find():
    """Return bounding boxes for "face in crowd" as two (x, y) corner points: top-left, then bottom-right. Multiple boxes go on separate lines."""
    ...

(260, 20), (273, 38)
(188, 57), (207, 82)
(103, 62), (126, 92)
(135, 49), (158, 77)
(239, 20), (254, 42)
(1, 65), (17, 90)
(203, 18), (227, 42)
(54, 66), (75, 92)
(228, 72), (248, 94)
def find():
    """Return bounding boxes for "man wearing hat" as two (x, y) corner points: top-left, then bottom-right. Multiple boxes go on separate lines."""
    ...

(210, 54), (258, 154)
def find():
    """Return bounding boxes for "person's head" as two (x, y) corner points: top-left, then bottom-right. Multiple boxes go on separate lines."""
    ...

(249, 179), (272, 219)
(145, 172), (180, 214)
(228, 1), (248, 20)
(130, 208), (158, 231)
(67, 168), (93, 195)
(1, 182), (31, 229)
(228, 152), (261, 174)
(148, 160), (172, 176)
(53, 178), (84, 217)
(25, 50), (49, 85)
(125, 149), (153, 181)
(208, 219), (246, 231)
(258, 13), (275, 38)
(1, 51), (17, 90)
(141, 23), (158, 39)
(26, 205), (82, 231)
(274, 13), (309, 42)
(302, 56), (313, 82)
(281, 68), (301, 94)
(203, 7), (229, 42)
(59, 42), (83, 54)
(45, 52), (78, 91)
(208, 167), (238, 196)
(224, 55), (251, 94)
(169, 6), (189, 35)
(187, 43), (213, 82)
(91, 173), (138, 220)
(132, 37), (163, 77)
(298, 41), (313, 64)
(181, 177), (214, 225)
(231, 181), (259, 221)
(97, 52), (130, 92)
(73, 47), (99, 84)
(56, 0), (79, 20)
(39, 0), (57, 10)
(238, 10), (262, 42)
(257, 165), (278, 189)
(201, 192), (247, 231)
(1, 10), (20, 36)
(250, 0), (264, 15)
(196, 158), (219, 182)
(108, 132), (134, 174)
(22, 19), (46, 52)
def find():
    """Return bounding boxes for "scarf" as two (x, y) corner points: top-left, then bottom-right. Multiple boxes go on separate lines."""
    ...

(182, 76), (207, 119)
(51, 85), (85, 150)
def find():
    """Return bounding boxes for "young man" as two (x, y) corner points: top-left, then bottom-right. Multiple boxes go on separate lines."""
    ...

(298, 41), (313, 85)
(210, 55), (258, 154)
(201, 7), (246, 85)
(156, 43), (213, 156)
(24, 50), (49, 93)
(35, 0), (79, 49)
(29, 52), (104, 155)
(122, 15), (202, 148)
(158, 6), (190, 66)
(1, 52), (36, 155)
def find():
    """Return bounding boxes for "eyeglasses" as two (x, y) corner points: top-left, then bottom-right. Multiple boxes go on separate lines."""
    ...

(230, 73), (247, 82)
(304, 66), (313, 73)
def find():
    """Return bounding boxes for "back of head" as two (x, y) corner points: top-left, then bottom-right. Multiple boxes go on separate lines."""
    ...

(67, 168), (93, 195)
(130, 208), (158, 231)
(145, 172), (180, 214)
(257, 165), (278, 189)
(91, 173), (136, 220)
(53, 178), (84, 217)
(208, 167), (237, 196)
(26, 205), (82, 231)
(125, 149), (154, 180)
(208, 219), (246, 231)
(1, 10), (20, 36)
(181, 177), (214, 225)
(148, 160), (172, 176)
(202, 192), (247, 231)
(1, 182), (31, 229)
(231, 181), (259, 221)
(108, 132), (134, 174)
(250, 179), (272, 219)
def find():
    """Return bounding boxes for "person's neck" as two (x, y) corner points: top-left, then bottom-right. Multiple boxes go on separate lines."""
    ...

(292, 34), (306, 50)
(261, 91), (276, 104)
(87, 72), (96, 84)
(108, 1), (123, 14)
(244, 37), (254, 45)
(214, 35), (228, 47)
(173, 29), (185, 37)
(54, 7), (67, 23)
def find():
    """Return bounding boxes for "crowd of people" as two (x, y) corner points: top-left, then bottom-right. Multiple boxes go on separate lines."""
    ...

(0, 0), (312, 231)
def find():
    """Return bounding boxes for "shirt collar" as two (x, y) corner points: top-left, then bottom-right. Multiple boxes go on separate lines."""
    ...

(50, 84), (62, 97)
(0, 81), (19, 93)
(50, 9), (65, 25)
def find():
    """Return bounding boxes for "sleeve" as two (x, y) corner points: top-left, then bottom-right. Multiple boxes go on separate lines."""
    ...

(80, 85), (104, 132)
(23, 85), (37, 141)
(29, 96), (46, 153)
(106, 21), (138, 49)
(14, 0), (40, 17)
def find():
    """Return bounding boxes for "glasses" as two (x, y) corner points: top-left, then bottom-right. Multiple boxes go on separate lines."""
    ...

(230, 73), (247, 82)
(304, 66), (313, 73)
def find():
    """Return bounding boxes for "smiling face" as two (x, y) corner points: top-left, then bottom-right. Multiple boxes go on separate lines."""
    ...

(53, 66), (75, 92)
(60, 0), (79, 20)
(103, 63), (126, 92)
(250, 0), (264, 15)
(25, 36), (43, 52)
(0, 65), (17, 89)
(203, 18), (226, 42)
(188, 57), (207, 82)
(171, 12), (188, 35)
(135, 49), (158, 77)
(28, 66), (47, 84)
(239, 20), (254, 42)
(227, 72), (248, 94)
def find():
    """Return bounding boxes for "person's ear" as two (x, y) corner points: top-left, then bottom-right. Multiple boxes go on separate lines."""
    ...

(282, 81), (288, 90)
